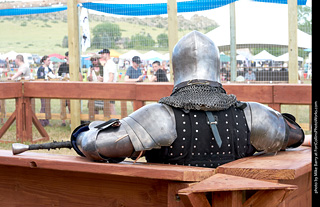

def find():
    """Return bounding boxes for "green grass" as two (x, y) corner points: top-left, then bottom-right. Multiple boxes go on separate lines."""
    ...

(0, 18), (204, 56)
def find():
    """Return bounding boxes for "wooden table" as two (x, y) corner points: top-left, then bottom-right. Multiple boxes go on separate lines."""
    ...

(0, 146), (311, 206)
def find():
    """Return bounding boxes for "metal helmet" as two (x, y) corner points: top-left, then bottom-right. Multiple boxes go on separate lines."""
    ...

(172, 30), (220, 86)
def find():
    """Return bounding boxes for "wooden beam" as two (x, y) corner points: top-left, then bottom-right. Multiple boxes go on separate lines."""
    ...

(67, 0), (81, 131)
(229, 2), (237, 82)
(167, 0), (178, 82)
(288, 0), (298, 84)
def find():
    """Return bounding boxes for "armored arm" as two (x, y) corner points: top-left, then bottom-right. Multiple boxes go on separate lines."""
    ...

(71, 103), (177, 162)
(243, 102), (304, 153)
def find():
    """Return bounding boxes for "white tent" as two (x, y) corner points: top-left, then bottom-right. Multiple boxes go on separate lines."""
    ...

(253, 50), (276, 60)
(205, 1), (311, 50)
(274, 52), (304, 62)
(3, 51), (18, 60)
(119, 50), (142, 60)
(163, 53), (170, 60)
(141, 50), (164, 60)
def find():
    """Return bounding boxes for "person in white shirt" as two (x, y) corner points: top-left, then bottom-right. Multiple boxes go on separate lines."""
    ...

(7, 55), (31, 80)
(98, 49), (118, 83)
(98, 49), (118, 115)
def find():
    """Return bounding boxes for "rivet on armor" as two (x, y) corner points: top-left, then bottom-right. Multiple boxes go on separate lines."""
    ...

(195, 130), (199, 132)
(183, 121), (186, 124)
(194, 145), (197, 148)
(226, 121), (228, 124)
(181, 146), (184, 148)
(195, 138), (198, 141)
(194, 115), (197, 118)
(183, 129), (186, 132)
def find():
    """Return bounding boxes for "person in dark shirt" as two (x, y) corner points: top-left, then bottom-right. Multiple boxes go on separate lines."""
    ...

(37, 55), (53, 127)
(124, 56), (144, 82)
(150, 60), (168, 82)
(57, 51), (70, 77)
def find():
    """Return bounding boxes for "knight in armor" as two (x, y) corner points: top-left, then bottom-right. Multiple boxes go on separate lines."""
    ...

(12, 31), (304, 168)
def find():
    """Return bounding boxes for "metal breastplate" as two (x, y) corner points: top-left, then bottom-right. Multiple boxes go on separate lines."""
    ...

(145, 105), (255, 168)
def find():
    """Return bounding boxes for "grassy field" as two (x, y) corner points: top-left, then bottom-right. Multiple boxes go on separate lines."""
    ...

(0, 17), (199, 56)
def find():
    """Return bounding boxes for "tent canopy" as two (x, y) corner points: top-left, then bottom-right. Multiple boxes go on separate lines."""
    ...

(205, 1), (311, 50)
(119, 50), (142, 60)
(274, 52), (303, 62)
(141, 50), (164, 61)
(253, 50), (276, 60)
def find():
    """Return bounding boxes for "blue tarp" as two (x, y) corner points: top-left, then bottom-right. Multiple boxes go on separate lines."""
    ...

(0, 0), (308, 17)
(0, 6), (67, 16)
(81, 0), (237, 16)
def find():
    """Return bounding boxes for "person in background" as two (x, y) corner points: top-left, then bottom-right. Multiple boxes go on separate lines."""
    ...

(98, 49), (117, 115)
(87, 54), (103, 82)
(37, 55), (53, 127)
(57, 51), (83, 126)
(7, 55), (30, 80)
(1, 57), (10, 75)
(244, 68), (256, 82)
(150, 61), (168, 82)
(124, 56), (144, 82)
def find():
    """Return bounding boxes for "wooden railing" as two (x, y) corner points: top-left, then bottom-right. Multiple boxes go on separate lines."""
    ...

(0, 81), (312, 143)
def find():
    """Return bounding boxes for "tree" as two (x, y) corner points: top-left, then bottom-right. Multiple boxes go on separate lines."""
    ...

(157, 33), (168, 48)
(91, 22), (121, 49)
(128, 33), (155, 49)
(298, 6), (311, 35)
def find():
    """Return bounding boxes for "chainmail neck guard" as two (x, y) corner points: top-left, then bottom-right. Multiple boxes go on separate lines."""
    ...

(159, 80), (237, 111)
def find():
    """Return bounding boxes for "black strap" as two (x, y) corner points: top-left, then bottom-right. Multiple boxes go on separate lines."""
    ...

(173, 79), (223, 92)
(205, 111), (222, 148)
(94, 118), (120, 129)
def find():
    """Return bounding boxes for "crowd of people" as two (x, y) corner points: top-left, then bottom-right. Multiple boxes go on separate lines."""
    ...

(0, 49), (170, 127)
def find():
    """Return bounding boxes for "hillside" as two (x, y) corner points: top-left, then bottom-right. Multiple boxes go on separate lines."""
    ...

(0, 10), (218, 56)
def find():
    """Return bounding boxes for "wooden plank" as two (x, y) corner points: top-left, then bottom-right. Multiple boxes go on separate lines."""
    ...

(167, 0), (178, 82)
(179, 192), (210, 207)
(0, 150), (214, 182)
(32, 112), (49, 141)
(0, 165), (169, 206)
(0, 110), (16, 139)
(273, 84), (311, 104)
(212, 191), (242, 207)
(216, 147), (311, 180)
(223, 84), (274, 103)
(0, 82), (22, 99)
(136, 82), (173, 101)
(243, 189), (294, 207)
(288, 0), (298, 84)
(178, 174), (297, 193)
(23, 82), (137, 100)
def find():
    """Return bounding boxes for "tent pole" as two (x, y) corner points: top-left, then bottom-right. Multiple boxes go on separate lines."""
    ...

(230, 2), (237, 82)
(288, 0), (298, 84)
(167, 0), (178, 82)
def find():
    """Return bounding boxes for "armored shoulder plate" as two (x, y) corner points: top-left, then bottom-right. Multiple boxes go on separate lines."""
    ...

(122, 103), (177, 151)
(243, 102), (287, 153)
